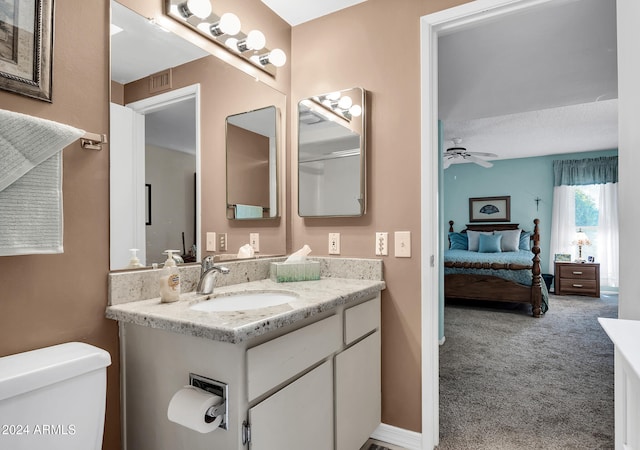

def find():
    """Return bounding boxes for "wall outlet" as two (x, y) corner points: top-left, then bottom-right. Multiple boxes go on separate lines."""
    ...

(250, 233), (260, 252)
(375, 232), (388, 256)
(218, 233), (227, 252)
(395, 231), (411, 257)
(328, 233), (341, 255)
(206, 232), (217, 252)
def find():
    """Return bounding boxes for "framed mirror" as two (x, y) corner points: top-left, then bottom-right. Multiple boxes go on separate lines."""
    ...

(110, 1), (287, 269)
(226, 106), (280, 219)
(298, 87), (366, 217)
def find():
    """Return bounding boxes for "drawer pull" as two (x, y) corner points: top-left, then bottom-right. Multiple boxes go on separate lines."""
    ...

(572, 271), (583, 275)
(572, 284), (584, 288)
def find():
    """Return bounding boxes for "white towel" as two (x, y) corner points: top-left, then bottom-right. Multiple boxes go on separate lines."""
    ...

(235, 204), (263, 219)
(0, 109), (84, 256)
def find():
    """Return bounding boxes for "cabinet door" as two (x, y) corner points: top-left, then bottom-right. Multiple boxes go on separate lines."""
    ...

(248, 360), (333, 450)
(335, 331), (381, 450)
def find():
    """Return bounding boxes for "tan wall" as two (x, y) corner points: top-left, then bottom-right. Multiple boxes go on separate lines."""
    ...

(0, 0), (120, 448)
(291, 0), (469, 432)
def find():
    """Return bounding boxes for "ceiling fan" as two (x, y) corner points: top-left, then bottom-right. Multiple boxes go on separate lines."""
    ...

(443, 138), (497, 169)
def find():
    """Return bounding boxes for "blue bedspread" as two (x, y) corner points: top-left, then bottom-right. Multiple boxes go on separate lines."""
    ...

(444, 249), (549, 312)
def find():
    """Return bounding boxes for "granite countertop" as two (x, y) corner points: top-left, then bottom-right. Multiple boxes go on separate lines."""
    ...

(106, 277), (385, 344)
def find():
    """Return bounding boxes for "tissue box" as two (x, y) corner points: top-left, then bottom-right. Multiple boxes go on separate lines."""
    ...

(270, 261), (320, 282)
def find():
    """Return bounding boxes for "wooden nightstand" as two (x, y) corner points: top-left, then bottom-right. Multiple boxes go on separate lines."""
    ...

(554, 262), (600, 297)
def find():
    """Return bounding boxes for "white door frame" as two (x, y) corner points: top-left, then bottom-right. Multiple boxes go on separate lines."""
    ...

(126, 84), (202, 263)
(420, 1), (574, 448)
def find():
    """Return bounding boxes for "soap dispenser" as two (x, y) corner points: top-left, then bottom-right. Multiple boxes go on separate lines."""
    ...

(126, 248), (143, 269)
(159, 250), (181, 303)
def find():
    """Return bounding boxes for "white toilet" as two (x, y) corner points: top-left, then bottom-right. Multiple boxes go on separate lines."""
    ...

(0, 342), (111, 450)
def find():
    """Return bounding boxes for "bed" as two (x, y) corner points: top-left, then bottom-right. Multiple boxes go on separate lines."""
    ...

(444, 219), (548, 317)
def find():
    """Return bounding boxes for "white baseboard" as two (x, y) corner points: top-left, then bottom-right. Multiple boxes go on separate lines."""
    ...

(371, 423), (423, 450)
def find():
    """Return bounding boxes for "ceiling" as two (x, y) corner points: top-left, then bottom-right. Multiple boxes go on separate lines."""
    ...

(260, 0), (367, 26)
(439, 0), (618, 163)
(111, 0), (618, 164)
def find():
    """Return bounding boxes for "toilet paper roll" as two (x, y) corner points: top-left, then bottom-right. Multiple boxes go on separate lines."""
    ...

(167, 386), (224, 433)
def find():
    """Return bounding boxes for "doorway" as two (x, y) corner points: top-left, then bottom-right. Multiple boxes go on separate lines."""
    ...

(419, 0), (633, 448)
(109, 84), (201, 269)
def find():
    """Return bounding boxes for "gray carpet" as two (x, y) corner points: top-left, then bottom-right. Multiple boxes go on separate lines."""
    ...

(438, 293), (617, 449)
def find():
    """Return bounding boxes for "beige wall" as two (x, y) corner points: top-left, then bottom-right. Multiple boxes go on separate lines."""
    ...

(0, 1), (120, 448)
(291, 0), (469, 432)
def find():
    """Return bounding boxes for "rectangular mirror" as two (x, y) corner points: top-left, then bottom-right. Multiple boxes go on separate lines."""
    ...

(298, 87), (366, 217)
(226, 106), (279, 219)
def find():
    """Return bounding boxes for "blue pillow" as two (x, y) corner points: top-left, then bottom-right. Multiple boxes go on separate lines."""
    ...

(519, 231), (531, 251)
(478, 233), (502, 253)
(449, 232), (468, 250)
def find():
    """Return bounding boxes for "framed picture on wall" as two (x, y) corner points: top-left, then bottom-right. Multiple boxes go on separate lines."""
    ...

(469, 196), (511, 222)
(0, 0), (54, 101)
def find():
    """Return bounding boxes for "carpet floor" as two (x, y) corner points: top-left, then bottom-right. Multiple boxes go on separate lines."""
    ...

(438, 293), (617, 449)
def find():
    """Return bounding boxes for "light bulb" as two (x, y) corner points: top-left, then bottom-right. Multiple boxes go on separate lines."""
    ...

(322, 99), (333, 108)
(268, 48), (286, 67)
(349, 104), (362, 117)
(225, 37), (241, 52)
(338, 95), (353, 110)
(327, 92), (341, 101)
(219, 12), (241, 35)
(186, 0), (212, 19)
(246, 30), (266, 50)
(196, 22), (211, 33)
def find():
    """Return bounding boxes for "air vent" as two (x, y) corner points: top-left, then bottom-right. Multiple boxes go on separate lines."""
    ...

(149, 69), (172, 94)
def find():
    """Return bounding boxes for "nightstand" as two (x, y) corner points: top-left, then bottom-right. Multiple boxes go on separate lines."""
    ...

(554, 262), (600, 297)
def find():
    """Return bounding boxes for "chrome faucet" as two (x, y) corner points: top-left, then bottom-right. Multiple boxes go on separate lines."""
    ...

(196, 256), (230, 295)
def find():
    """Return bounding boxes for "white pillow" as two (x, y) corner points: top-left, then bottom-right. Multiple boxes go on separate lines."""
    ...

(467, 230), (493, 251)
(495, 229), (521, 252)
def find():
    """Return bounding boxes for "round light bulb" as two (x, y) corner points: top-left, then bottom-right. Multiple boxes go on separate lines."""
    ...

(322, 99), (333, 108)
(196, 22), (211, 33)
(338, 95), (353, 110)
(187, 0), (212, 19)
(268, 48), (287, 67)
(219, 12), (241, 35)
(225, 37), (239, 52)
(349, 104), (362, 117)
(246, 30), (266, 50)
(327, 91), (341, 101)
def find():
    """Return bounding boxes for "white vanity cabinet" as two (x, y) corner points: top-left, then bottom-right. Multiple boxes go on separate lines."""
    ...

(118, 293), (381, 450)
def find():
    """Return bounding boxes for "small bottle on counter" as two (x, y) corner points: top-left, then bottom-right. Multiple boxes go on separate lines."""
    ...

(159, 250), (181, 303)
(125, 248), (143, 269)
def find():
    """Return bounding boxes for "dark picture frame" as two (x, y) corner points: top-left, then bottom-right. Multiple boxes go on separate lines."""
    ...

(145, 184), (152, 226)
(0, 0), (54, 102)
(469, 196), (511, 222)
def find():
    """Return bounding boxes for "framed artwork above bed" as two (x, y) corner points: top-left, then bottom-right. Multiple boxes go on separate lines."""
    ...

(469, 196), (511, 222)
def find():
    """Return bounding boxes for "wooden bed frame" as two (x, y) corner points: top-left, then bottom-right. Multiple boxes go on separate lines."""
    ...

(445, 219), (543, 317)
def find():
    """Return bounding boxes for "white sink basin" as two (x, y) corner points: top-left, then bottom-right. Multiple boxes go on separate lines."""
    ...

(190, 292), (297, 312)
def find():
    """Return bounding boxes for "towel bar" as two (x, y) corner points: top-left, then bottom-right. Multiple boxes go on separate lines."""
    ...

(80, 132), (108, 151)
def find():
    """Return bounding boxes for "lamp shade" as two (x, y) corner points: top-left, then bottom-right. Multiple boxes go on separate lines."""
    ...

(573, 230), (591, 246)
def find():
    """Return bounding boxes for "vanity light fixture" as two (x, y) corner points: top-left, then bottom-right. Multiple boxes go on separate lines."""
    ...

(166, 0), (286, 76)
(313, 92), (362, 121)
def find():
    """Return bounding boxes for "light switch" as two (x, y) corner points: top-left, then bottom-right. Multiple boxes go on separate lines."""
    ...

(206, 232), (217, 252)
(395, 231), (411, 257)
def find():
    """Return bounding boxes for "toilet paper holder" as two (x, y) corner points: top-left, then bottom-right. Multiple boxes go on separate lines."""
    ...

(189, 373), (229, 430)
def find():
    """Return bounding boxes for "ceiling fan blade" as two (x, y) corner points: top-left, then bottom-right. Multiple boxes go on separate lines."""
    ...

(443, 157), (453, 169)
(466, 151), (497, 158)
(466, 154), (493, 168)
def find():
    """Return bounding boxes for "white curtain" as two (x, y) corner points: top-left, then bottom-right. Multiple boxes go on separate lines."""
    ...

(549, 185), (576, 273)
(598, 182), (619, 287)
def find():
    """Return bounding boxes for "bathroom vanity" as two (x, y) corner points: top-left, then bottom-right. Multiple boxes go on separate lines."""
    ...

(106, 257), (384, 450)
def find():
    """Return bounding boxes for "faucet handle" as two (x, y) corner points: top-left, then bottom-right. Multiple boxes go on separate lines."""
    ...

(201, 255), (215, 274)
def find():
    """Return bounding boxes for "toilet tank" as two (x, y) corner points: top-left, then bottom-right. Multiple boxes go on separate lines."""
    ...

(0, 342), (111, 450)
